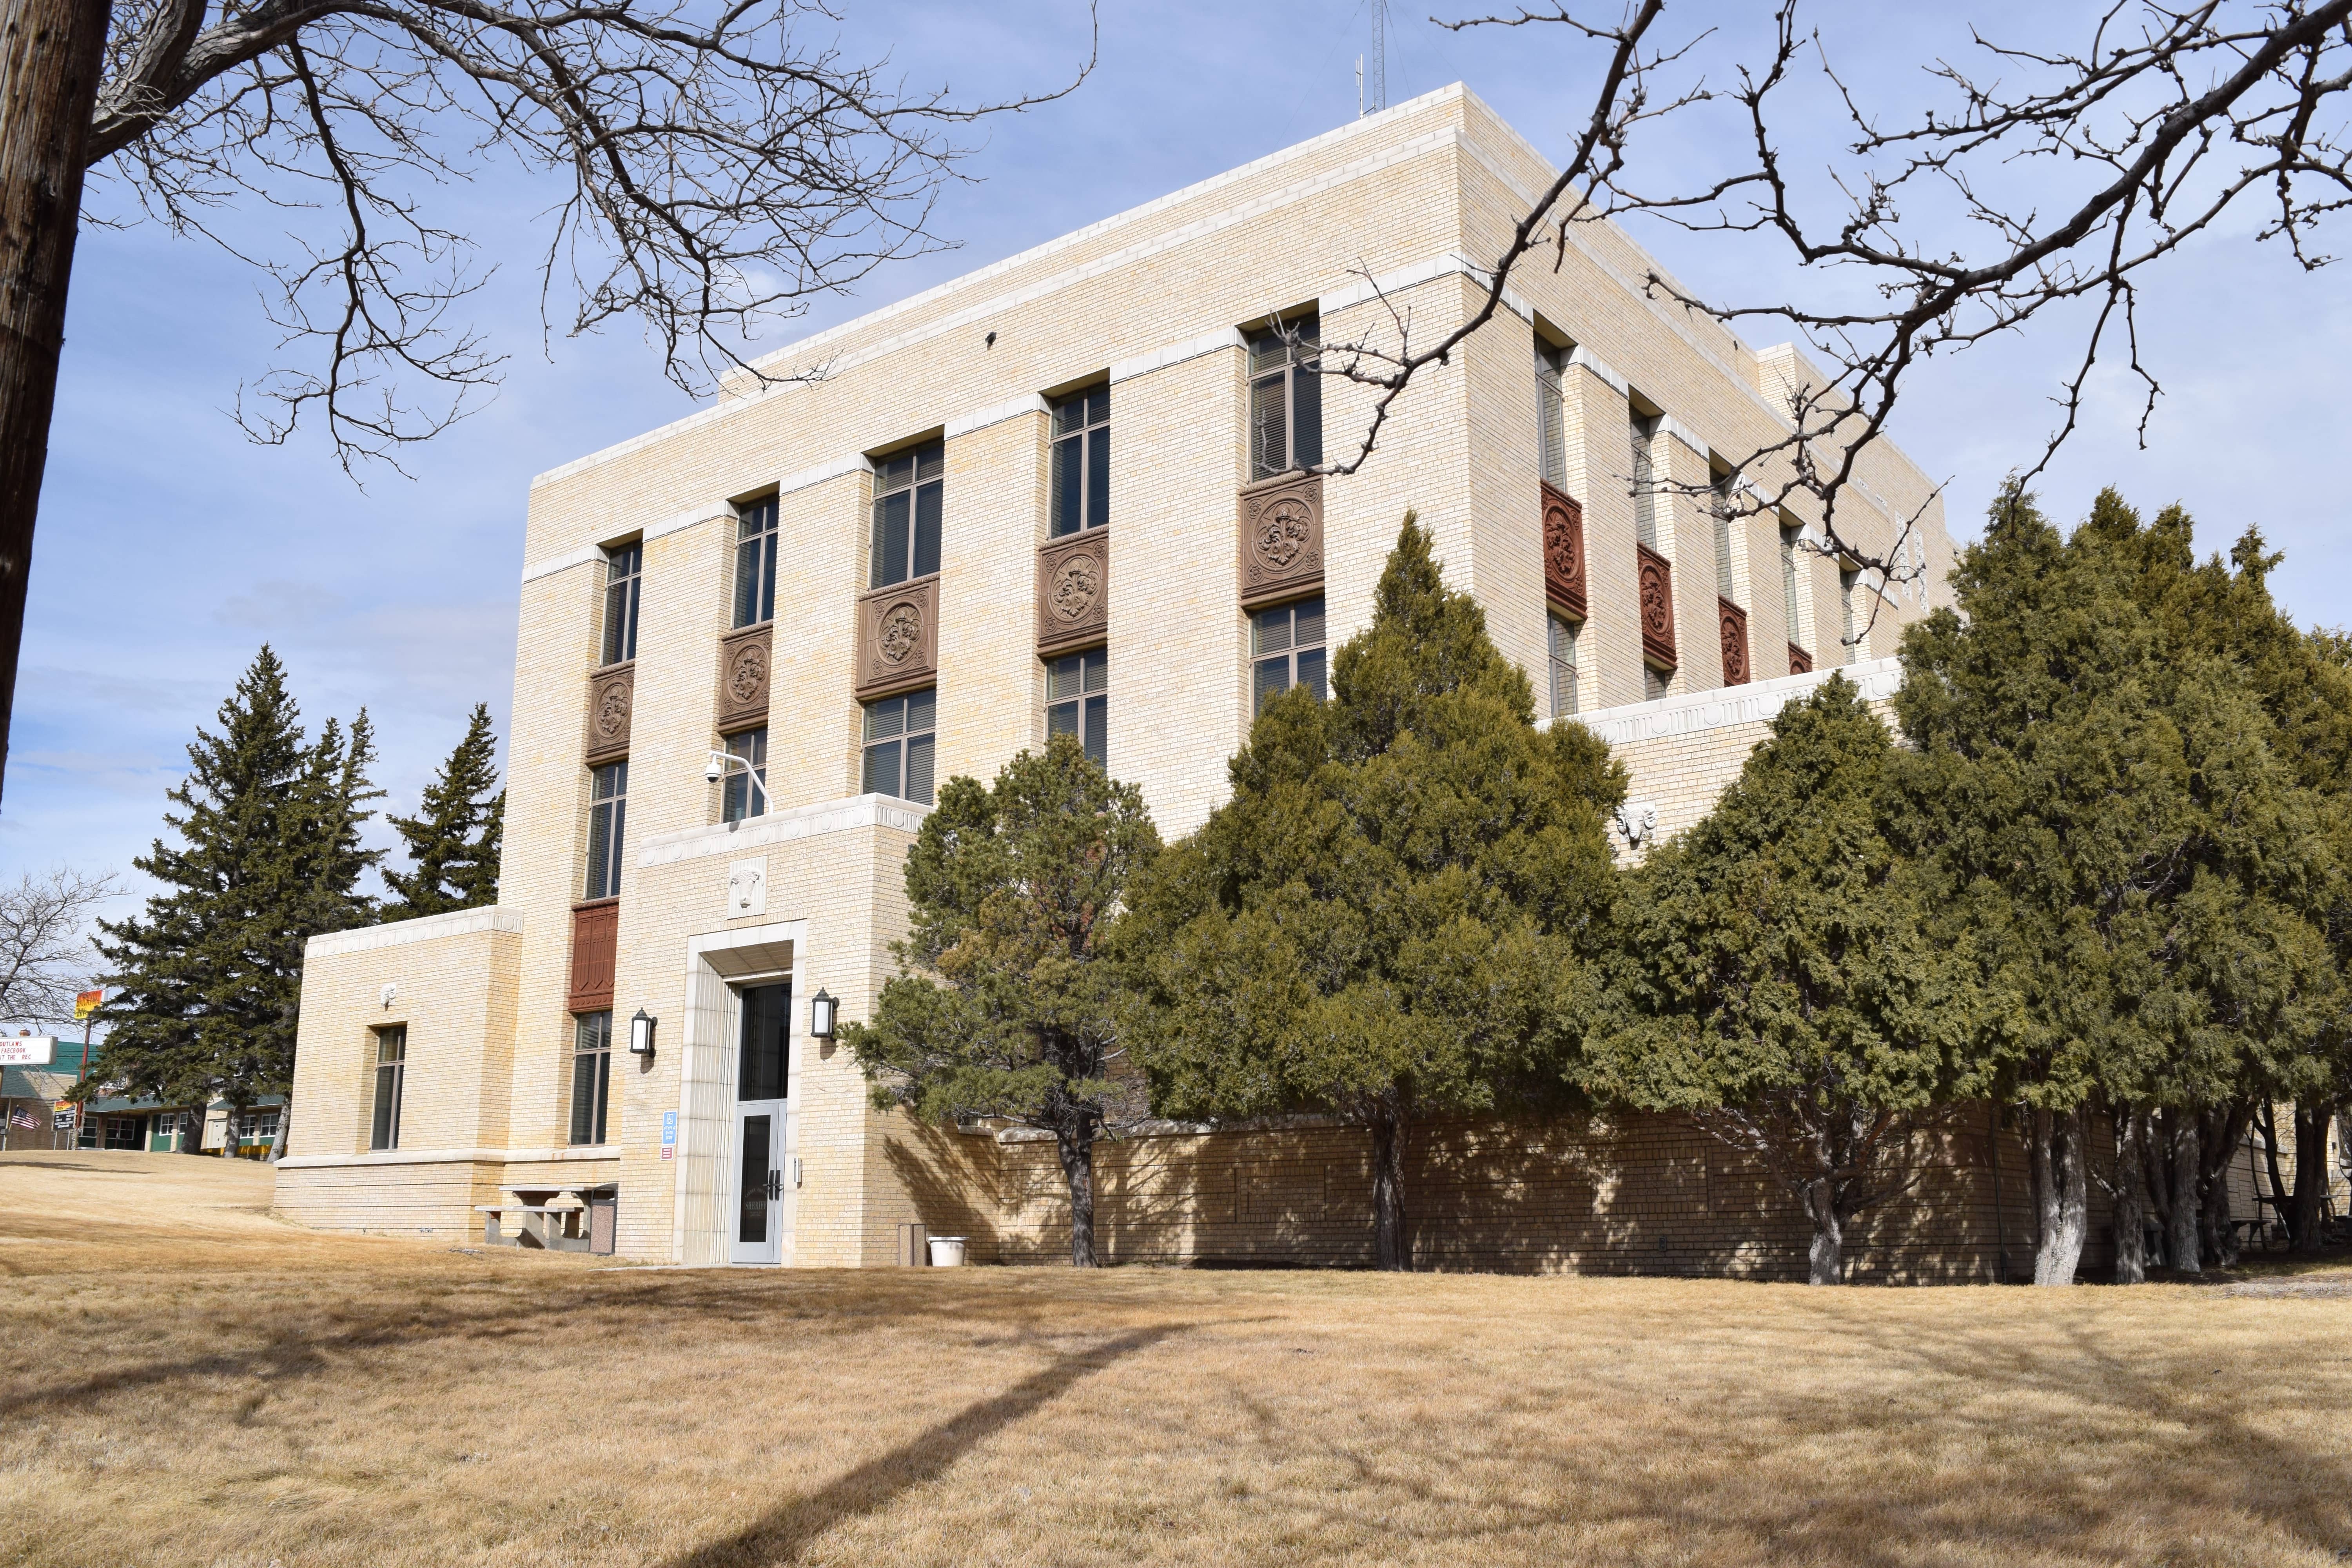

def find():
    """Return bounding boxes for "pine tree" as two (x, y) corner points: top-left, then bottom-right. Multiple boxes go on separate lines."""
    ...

(381, 703), (505, 920)
(1588, 677), (1969, 1284)
(1122, 516), (1624, 1269)
(94, 648), (383, 1140)
(838, 735), (1161, 1267)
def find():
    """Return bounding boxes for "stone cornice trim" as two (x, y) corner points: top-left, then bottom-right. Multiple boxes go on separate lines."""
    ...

(637, 791), (926, 869)
(306, 905), (524, 959)
(946, 393), (1051, 439)
(276, 1145), (618, 1170)
(519, 543), (602, 586)
(646, 501), (733, 543)
(1565, 655), (1902, 748)
(1111, 327), (1246, 384)
(1319, 251), (1532, 323)
(777, 452), (871, 499)
(1566, 346), (1626, 396)
(1654, 414), (1706, 456)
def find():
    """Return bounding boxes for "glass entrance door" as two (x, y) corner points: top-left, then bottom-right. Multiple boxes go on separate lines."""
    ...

(727, 980), (793, 1265)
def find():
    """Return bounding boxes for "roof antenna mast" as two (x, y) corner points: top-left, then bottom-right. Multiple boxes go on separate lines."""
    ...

(1369, 0), (1388, 115)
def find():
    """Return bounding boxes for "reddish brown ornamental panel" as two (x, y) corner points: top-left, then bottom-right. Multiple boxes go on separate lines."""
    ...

(1718, 597), (1750, 686)
(568, 901), (618, 1012)
(1636, 542), (1677, 668)
(1541, 482), (1585, 619)
(1788, 642), (1813, 676)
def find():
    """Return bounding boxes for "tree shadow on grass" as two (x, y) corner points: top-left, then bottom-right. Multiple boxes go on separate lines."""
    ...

(661, 1321), (1194, 1568)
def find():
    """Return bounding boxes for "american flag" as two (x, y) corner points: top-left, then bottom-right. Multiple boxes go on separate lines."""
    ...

(8, 1108), (39, 1130)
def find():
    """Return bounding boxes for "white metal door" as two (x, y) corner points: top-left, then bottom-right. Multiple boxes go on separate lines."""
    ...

(726, 979), (793, 1265)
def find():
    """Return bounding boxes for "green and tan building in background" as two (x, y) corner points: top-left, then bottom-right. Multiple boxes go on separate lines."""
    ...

(281, 86), (2015, 1278)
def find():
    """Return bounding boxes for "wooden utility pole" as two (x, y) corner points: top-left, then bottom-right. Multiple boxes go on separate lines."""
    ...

(0, 0), (107, 802)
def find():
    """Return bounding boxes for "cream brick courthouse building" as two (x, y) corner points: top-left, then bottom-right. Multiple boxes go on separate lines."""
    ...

(281, 86), (2017, 1278)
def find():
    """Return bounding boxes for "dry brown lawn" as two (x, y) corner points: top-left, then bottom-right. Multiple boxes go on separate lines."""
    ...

(3, 1151), (2350, 1567)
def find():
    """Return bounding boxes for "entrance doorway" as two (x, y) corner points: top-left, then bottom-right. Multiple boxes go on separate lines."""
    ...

(728, 980), (793, 1265)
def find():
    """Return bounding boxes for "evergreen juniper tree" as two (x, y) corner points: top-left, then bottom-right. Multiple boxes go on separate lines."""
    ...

(381, 702), (505, 920)
(1121, 517), (1624, 1270)
(1891, 484), (2329, 1285)
(94, 647), (382, 1144)
(839, 735), (1160, 1267)
(1587, 676), (1971, 1285)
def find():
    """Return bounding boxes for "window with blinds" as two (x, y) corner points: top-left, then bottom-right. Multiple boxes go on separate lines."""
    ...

(871, 442), (944, 588)
(1247, 316), (1322, 480)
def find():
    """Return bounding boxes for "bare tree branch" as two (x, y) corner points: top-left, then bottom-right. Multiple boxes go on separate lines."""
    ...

(0, 867), (118, 1029)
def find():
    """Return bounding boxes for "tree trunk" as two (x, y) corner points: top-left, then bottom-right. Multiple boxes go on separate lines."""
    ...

(2028, 1107), (2087, 1287)
(2256, 1102), (2292, 1239)
(2197, 1103), (2250, 1269)
(1369, 1101), (1408, 1272)
(0, 0), (109, 798)
(1800, 1176), (1844, 1285)
(268, 1100), (290, 1163)
(1056, 1116), (1097, 1268)
(2291, 1102), (2334, 1256)
(2167, 1111), (2202, 1275)
(2112, 1105), (2147, 1286)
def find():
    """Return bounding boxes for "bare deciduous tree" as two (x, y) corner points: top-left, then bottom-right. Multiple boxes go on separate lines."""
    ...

(0, 0), (1094, 796)
(0, 866), (117, 1028)
(1308, 0), (2352, 649)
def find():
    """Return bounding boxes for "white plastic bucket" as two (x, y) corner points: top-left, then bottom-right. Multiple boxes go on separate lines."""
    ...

(926, 1235), (968, 1267)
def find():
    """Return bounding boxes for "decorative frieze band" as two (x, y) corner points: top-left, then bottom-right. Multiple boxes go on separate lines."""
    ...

(855, 574), (940, 698)
(1036, 529), (1110, 656)
(1238, 472), (1325, 609)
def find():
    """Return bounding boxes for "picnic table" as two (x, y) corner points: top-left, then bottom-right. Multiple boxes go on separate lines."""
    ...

(478, 1181), (617, 1252)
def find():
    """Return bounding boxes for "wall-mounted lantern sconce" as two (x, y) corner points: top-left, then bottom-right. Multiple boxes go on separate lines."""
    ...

(809, 988), (838, 1040)
(628, 1008), (657, 1058)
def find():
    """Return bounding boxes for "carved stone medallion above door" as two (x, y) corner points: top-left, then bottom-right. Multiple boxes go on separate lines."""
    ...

(854, 574), (940, 699)
(715, 624), (773, 730)
(1036, 529), (1109, 657)
(1238, 472), (1323, 608)
(583, 662), (633, 766)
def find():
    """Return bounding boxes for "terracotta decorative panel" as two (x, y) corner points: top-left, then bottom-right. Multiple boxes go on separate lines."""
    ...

(1788, 642), (1813, 676)
(1238, 472), (1323, 608)
(583, 662), (633, 766)
(1636, 542), (1677, 669)
(1541, 482), (1585, 619)
(1718, 597), (1750, 687)
(854, 573), (940, 699)
(1036, 528), (1110, 657)
(568, 900), (618, 1012)
(715, 624), (773, 730)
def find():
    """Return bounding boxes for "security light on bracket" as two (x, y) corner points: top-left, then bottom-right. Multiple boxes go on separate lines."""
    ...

(704, 749), (770, 815)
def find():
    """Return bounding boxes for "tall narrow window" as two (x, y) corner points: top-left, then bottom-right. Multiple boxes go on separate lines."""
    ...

(1548, 612), (1581, 717)
(733, 495), (779, 629)
(1051, 386), (1111, 537)
(870, 442), (945, 588)
(1536, 341), (1569, 491)
(1781, 522), (1806, 653)
(601, 542), (642, 665)
(1711, 478), (1738, 601)
(1839, 565), (1860, 665)
(722, 728), (768, 823)
(371, 1026), (407, 1151)
(584, 761), (628, 900)
(862, 688), (937, 804)
(1631, 415), (1659, 549)
(570, 1011), (611, 1146)
(1250, 597), (1326, 716)
(1045, 648), (1108, 767)
(1248, 316), (1322, 480)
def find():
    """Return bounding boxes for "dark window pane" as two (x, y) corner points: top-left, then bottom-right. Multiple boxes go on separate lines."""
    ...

(571, 1049), (601, 1145)
(1046, 699), (1078, 739)
(1047, 654), (1082, 702)
(913, 481), (942, 578)
(737, 1113), (771, 1243)
(903, 732), (935, 806)
(1083, 694), (1108, 769)
(738, 982), (792, 1100)
(863, 738), (900, 796)
(1253, 657), (1289, 715)
(1294, 595), (1325, 648)
(1291, 361), (1322, 470)
(864, 696), (904, 742)
(1248, 332), (1287, 376)
(1252, 606), (1290, 656)
(1298, 647), (1327, 702)
(872, 491), (910, 587)
(1250, 373), (1287, 480)
(879, 451), (913, 491)
(1051, 434), (1082, 537)
(1086, 426), (1110, 530)
(1083, 648), (1108, 693)
(916, 441), (944, 484)
(904, 686), (936, 735)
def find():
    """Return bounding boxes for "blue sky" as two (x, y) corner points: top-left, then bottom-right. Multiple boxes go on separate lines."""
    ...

(11, 0), (2348, 925)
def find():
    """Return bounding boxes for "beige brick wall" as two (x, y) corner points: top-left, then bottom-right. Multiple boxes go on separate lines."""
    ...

(286, 84), (1964, 1270)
